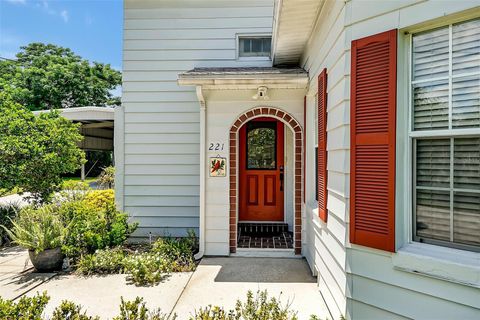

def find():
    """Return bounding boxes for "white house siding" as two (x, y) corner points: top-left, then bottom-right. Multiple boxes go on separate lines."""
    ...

(301, 1), (480, 319)
(120, 0), (275, 239)
(301, 1), (350, 318)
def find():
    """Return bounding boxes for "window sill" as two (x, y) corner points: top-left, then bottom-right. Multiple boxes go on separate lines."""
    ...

(393, 242), (480, 288)
(237, 56), (271, 61)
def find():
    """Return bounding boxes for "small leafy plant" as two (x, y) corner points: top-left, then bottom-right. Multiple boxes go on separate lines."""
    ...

(0, 291), (50, 320)
(192, 290), (298, 320)
(76, 232), (197, 286)
(51, 300), (100, 320)
(0, 202), (20, 246)
(123, 232), (197, 285)
(113, 297), (176, 320)
(97, 166), (115, 189)
(3, 205), (66, 253)
(76, 247), (126, 275)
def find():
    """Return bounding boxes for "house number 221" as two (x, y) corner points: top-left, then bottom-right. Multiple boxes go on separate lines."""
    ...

(208, 143), (224, 151)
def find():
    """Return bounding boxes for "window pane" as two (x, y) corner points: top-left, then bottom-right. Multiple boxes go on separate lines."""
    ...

(452, 75), (480, 128)
(416, 139), (450, 188)
(239, 37), (271, 57)
(413, 27), (449, 81)
(243, 39), (251, 52)
(247, 123), (276, 169)
(416, 189), (451, 242)
(252, 39), (262, 52)
(263, 38), (271, 53)
(454, 192), (480, 246)
(452, 19), (480, 76)
(413, 80), (449, 130)
(454, 137), (480, 190)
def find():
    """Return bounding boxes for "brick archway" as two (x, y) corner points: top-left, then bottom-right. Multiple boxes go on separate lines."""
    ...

(229, 107), (303, 254)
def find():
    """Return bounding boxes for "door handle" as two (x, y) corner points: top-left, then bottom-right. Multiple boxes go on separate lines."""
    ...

(279, 166), (284, 191)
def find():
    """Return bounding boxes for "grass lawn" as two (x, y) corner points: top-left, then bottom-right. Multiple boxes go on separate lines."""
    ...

(62, 176), (97, 184)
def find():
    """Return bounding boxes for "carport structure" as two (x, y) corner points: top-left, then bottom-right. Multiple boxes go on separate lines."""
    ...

(33, 107), (115, 180)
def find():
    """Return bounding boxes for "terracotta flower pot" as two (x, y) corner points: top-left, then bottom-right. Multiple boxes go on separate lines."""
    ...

(28, 248), (65, 272)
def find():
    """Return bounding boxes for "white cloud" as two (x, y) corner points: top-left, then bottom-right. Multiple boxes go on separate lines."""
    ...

(60, 10), (69, 23)
(29, 0), (70, 23)
(85, 14), (93, 26)
(0, 30), (23, 59)
(5, 0), (26, 5)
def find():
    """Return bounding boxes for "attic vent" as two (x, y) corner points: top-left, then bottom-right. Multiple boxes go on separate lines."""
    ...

(238, 36), (272, 58)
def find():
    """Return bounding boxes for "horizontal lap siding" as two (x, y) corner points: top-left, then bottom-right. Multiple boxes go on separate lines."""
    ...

(301, 1), (350, 319)
(122, 0), (274, 238)
(344, 1), (479, 319)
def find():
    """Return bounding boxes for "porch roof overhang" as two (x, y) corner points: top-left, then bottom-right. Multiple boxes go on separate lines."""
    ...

(272, 0), (326, 66)
(177, 67), (308, 90)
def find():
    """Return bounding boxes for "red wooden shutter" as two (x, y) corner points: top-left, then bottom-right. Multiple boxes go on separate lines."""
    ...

(318, 69), (328, 222)
(350, 29), (397, 252)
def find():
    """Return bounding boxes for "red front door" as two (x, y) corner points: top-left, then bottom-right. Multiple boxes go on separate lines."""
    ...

(239, 118), (284, 221)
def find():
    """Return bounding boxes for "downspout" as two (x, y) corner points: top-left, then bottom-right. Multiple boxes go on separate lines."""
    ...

(194, 85), (206, 260)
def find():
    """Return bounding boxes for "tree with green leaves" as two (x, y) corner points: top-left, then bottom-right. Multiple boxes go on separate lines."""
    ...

(0, 43), (121, 111)
(0, 92), (85, 203)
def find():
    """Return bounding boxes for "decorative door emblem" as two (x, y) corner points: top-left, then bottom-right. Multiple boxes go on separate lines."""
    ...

(209, 156), (226, 177)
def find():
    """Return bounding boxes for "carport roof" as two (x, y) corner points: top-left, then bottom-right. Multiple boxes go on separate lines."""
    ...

(33, 106), (114, 122)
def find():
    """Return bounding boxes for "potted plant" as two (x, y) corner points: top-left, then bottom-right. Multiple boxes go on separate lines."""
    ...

(3, 205), (66, 272)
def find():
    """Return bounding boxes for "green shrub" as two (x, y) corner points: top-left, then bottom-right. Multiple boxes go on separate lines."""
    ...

(51, 300), (100, 320)
(151, 231), (197, 272)
(113, 297), (176, 320)
(191, 290), (298, 320)
(3, 205), (65, 253)
(0, 92), (85, 204)
(60, 199), (137, 259)
(61, 180), (91, 192)
(0, 291), (49, 320)
(76, 233), (197, 286)
(124, 233), (197, 285)
(97, 166), (115, 190)
(83, 189), (115, 210)
(76, 248), (126, 275)
(191, 306), (234, 320)
(123, 252), (169, 286)
(0, 202), (20, 246)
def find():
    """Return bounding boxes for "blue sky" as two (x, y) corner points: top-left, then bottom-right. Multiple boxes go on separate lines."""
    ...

(0, 0), (123, 71)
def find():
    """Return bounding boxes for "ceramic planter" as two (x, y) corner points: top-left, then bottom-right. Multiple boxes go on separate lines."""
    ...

(28, 248), (64, 272)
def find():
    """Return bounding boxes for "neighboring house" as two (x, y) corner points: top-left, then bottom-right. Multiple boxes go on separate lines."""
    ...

(117, 1), (480, 319)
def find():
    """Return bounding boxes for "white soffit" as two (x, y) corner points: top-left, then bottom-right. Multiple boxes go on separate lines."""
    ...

(272, 0), (325, 66)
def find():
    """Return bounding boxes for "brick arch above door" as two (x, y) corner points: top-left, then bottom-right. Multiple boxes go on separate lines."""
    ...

(229, 107), (303, 254)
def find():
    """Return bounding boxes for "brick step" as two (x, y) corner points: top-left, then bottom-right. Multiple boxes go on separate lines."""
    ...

(238, 222), (289, 236)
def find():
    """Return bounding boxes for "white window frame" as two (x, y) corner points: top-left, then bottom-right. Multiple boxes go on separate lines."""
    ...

(236, 33), (272, 61)
(393, 14), (480, 289)
(408, 20), (480, 253)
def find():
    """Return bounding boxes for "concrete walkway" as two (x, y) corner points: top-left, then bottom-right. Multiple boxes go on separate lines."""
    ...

(0, 248), (330, 319)
(171, 257), (330, 319)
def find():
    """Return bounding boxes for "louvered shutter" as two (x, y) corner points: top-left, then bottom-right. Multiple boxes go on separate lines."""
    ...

(350, 29), (397, 252)
(318, 69), (328, 222)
